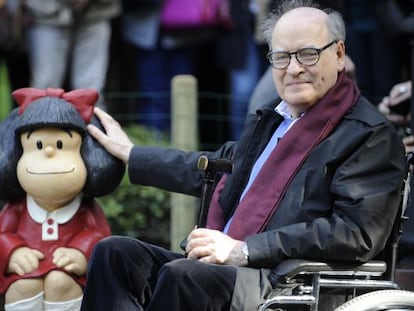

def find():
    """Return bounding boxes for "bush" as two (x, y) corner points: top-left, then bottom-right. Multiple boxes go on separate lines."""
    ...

(97, 125), (171, 248)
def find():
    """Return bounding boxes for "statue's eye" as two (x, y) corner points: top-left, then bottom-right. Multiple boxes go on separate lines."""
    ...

(56, 140), (63, 149)
(36, 141), (43, 150)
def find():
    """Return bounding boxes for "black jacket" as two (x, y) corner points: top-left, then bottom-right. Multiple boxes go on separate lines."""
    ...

(129, 95), (405, 268)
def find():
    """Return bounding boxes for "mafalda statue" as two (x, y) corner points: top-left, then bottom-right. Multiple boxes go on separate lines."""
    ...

(0, 88), (125, 311)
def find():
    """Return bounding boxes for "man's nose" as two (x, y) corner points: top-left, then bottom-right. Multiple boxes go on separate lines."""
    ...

(286, 56), (304, 74)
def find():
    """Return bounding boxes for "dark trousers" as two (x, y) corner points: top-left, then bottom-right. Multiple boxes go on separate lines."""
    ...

(81, 236), (237, 311)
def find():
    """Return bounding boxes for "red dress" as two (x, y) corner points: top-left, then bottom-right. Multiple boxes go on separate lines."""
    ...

(0, 196), (111, 293)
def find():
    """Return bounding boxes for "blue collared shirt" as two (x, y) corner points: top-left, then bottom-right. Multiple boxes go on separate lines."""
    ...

(223, 101), (302, 233)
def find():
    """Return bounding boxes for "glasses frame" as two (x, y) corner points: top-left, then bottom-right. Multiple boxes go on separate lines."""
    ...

(267, 40), (338, 70)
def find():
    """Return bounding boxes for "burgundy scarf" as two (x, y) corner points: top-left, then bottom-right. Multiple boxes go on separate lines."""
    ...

(207, 70), (360, 240)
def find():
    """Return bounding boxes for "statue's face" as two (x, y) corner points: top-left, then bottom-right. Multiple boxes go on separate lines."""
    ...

(17, 127), (87, 210)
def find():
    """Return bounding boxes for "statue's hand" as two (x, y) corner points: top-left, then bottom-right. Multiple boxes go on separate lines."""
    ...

(53, 247), (87, 276)
(8, 247), (45, 276)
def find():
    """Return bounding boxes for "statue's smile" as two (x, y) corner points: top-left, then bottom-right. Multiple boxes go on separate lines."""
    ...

(26, 167), (75, 175)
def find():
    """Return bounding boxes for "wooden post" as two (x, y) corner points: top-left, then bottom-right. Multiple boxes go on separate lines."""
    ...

(170, 75), (199, 251)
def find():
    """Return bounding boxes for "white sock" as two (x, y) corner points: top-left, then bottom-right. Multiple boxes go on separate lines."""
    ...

(44, 296), (82, 311)
(4, 292), (44, 311)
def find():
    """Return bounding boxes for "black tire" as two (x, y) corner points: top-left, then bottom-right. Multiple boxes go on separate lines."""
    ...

(334, 290), (414, 311)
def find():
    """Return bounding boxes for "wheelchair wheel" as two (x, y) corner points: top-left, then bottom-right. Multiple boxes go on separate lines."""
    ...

(334, 289), (414, 310)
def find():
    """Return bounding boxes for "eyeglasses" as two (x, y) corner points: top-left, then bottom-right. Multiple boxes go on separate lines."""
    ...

(267, 40), (338, 70)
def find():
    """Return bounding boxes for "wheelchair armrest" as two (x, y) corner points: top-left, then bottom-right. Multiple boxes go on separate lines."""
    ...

(270, 259), (387, 283)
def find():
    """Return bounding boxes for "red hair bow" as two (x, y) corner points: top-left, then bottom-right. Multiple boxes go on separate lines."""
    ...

(12, 87), (99, 123)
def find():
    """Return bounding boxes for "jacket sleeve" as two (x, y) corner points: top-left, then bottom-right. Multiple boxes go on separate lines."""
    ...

(246, 122), (406, 268)
(127, 142), (237, 197)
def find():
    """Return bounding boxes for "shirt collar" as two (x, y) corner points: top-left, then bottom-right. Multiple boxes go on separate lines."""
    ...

(275, 100), (306, 120)
(27, 194), (82, 224)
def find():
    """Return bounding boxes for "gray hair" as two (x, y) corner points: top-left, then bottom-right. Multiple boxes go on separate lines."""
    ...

(261, 0), (346, 48)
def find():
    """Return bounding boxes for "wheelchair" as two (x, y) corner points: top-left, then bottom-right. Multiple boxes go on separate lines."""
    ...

(257, 152), (414, 311)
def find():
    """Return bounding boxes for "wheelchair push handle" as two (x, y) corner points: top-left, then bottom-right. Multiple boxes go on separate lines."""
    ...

(197, 155), (233, 228)
(197, 155), (233, 181)
(180, 156), (233, 252)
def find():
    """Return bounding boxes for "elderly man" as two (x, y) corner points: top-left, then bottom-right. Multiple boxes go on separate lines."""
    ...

(80, 0), (405, 310)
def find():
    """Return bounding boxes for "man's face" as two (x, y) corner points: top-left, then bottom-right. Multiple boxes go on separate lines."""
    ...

(270, 7), (345, 117)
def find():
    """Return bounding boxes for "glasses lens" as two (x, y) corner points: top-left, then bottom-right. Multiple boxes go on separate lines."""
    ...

(269, 52), (290, 69)
(297, 48), (319, 65)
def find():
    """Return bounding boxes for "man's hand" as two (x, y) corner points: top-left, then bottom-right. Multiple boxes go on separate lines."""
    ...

(186, 228), (248, 266)
(388, 81), (412, 106)
(378, 80), (412, 126)
(8, 247), (45, 276)
(403, 135), (414, 154)
(87, 107), (134, 164)
(378, 96), (410, 126)
(53, 247), (87, 276)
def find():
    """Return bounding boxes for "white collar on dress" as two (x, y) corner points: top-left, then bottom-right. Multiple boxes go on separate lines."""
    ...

(27, 194), (82, 225)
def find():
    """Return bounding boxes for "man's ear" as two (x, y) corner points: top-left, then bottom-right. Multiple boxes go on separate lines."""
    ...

(336, 40), (346, 71)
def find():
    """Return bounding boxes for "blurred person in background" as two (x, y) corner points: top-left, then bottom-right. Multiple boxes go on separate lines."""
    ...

(374, 2), (414, 291)
(24, 0), (121, 108)
(119, 0), (227, 134)
(378, 79), (414, 290)
(0, 0), (30, 100)
(344, 0), (412, 104)
(223, 0), (269, 140)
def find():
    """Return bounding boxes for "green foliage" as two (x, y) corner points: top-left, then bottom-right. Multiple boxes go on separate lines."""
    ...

(0, 60), (12, 120)
(97, 125), (171, 248)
